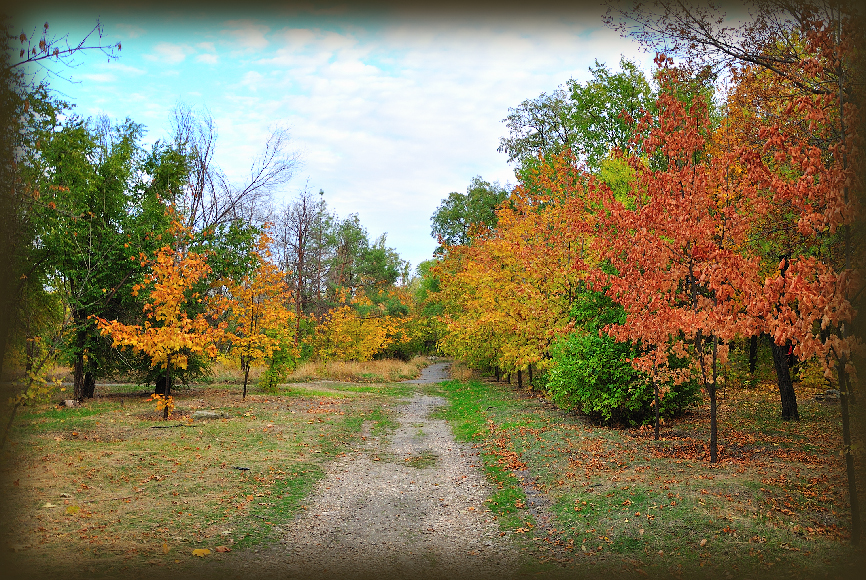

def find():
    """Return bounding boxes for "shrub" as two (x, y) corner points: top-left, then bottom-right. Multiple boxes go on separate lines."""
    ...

(544, 288), (699, 426)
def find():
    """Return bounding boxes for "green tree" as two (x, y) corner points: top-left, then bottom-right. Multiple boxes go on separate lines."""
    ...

(23, 114), (181, 400)
(430, 176), (510, 250)
(498, 57), (655, 174)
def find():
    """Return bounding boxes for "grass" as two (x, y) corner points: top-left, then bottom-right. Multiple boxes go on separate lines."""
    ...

(285, 356), (430, 383)
(430, 376), (866, 579)
(0, 382), (407, 579)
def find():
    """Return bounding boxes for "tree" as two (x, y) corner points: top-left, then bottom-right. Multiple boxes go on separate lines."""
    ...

(430, 176), (509, 249)
(499, 57), (655, 173)
(592, 57), (761, 463)
(0, 16), (122, 386)
(217, 228), (295, 398)
(95, 217), (224, 418)
(20, 114), (177, 401)
(168, 103), (299, 233)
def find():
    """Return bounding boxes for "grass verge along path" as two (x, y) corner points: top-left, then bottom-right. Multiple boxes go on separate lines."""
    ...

(433, 378), (865, 579)
(0, 382), (409, 579)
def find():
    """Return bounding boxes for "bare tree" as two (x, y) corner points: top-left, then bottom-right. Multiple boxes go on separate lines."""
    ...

(603, 0), (863, 99)
(271, 187), (327, 346)
(169, 103), (300, 233)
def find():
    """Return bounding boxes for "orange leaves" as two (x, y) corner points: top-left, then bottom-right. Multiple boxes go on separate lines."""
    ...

(95, 218), (224, 375)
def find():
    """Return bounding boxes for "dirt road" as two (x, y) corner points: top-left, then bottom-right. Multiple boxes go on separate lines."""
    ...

(201, 362), (523, 580)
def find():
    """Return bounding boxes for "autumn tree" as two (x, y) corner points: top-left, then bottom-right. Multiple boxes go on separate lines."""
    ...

(217, 228), (295, 398)
(589, 57), (763, 462)
(96, 218), (224, 418)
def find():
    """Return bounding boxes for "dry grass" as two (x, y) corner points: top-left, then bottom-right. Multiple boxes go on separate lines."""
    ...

(0, 383), (408, 579)
(285, 356), (430, 384)
(446, 360), (481, 382)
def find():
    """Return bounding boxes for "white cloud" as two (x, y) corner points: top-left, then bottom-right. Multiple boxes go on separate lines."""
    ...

(115, 23), (146, 38)
(144, 42), (195, 64)
(221, 20), (270, 50)
(195, 53), (219, 64)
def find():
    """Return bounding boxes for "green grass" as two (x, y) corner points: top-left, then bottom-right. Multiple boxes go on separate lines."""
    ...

(431, 378), (865, 579)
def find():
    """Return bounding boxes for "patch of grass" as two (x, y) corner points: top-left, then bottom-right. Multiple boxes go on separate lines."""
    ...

(286, 357), (430, 384)
(431, 380), (533, 533)
(433, 378), (864, 579)
(403, 451), (438, 469)
(0, 384), (404, 578)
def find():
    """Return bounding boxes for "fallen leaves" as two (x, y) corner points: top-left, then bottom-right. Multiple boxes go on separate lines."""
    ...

(192, 548), (211, 557)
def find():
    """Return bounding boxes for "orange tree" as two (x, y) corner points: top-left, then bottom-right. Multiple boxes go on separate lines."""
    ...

(95, 217), (224, 418)
(216, 227), (295, 398)
(588, 58), (763, 462)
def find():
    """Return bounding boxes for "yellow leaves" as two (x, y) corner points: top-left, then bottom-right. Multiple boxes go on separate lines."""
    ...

(95, 218), (224, 377)
(313, 303), (398, 362)
(191, 548), (211, 557)
(147, 394), (175, 417)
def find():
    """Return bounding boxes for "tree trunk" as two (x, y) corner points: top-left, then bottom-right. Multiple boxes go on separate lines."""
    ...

(653, 374), (660, 441)
(494, 367), (500, 382)
(838, 360), (861, 545)
(164, 361), (172, 420)
(767, 334), (799, 421)
(528, 364), (533, 387)
(517, 369), (522, 389)
(242, 359), (250, 400)
(73, 352), (85, 402)
(82, 372), (95, 399)
(709, 335), (718, 463)
(748, 334), (758, 382)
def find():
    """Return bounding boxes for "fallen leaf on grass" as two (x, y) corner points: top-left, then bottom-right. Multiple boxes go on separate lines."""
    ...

(700, 538), (707, 547)
(42, 503), (57, 508)
(65, 505), (80, 515)
(215, 546), (231, 553)
(162, 542), (169, 554)
(192, 548), (211, 557)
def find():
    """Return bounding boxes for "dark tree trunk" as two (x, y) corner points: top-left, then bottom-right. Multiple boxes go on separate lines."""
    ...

(82, 372), (95, 399)
(155, 375), (168, 395)
(653, 374), (660, 441)
(494, 367), (500, 382)
(838, 361), (861, 545)
(73, 352), (85, 402)
(748, 334), (758, 380)
(164, 362), (172, 419)
(242, 359), (250, 399)
(528, 364), (533, 387)
(767, 334), (800, 421)
(517, 369), (522, 389)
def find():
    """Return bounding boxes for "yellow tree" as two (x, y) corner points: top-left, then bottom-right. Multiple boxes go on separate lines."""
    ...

(95, 219), (223, 418)
(217, 228), (295, 398)
(313, 290), (399, 361)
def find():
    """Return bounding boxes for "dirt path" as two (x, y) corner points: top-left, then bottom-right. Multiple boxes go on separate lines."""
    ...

(202, 363), (523, 580)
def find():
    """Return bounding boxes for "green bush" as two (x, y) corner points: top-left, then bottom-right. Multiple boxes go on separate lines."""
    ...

(544, 288), (699, 426)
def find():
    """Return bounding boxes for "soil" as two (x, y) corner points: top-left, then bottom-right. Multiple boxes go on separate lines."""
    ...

(195, 362), (525, 580)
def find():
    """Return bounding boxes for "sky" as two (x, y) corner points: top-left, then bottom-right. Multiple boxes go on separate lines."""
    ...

(16, 0), (661, 271)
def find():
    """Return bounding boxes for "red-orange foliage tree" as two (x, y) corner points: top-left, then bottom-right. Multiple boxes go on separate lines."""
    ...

(592, 57), (762, 463)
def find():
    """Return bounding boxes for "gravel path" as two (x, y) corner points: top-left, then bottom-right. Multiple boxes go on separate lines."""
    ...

(203, 363), (523, 580)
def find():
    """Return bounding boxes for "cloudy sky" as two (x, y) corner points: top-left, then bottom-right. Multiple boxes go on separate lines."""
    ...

(18, 1), (659, 270)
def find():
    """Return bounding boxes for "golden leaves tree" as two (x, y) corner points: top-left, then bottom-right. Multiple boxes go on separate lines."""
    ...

(217, 228), (295, 398)
(95, 219), (223, 418)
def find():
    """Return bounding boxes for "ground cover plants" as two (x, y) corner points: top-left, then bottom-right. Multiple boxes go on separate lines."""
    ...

(0, 374), (414, 579)
(432, 371), (864, 579)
